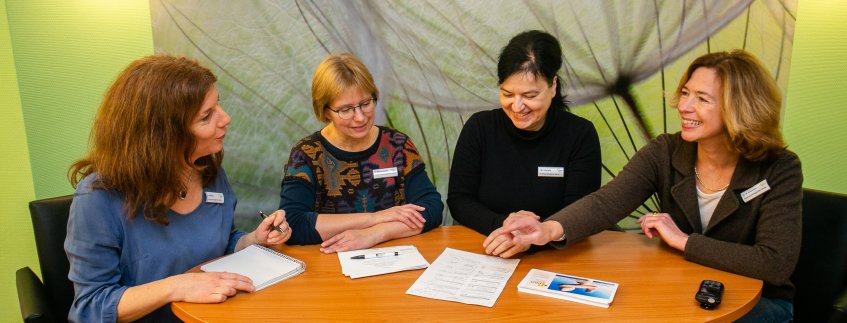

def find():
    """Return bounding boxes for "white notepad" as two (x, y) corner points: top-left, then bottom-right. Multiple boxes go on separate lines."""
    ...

(201, 245), (305, 291)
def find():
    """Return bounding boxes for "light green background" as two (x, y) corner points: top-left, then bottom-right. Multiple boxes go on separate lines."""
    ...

(1, 1), (844, 321)
(2, 0), (153, 321)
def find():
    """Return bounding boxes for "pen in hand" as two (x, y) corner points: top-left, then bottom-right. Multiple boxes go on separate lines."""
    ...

(258, 211), (289, 235)
(350, 251), (403, 259)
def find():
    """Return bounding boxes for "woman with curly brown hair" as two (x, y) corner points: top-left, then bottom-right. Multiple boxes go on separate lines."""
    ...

(66, 55), (290, 322)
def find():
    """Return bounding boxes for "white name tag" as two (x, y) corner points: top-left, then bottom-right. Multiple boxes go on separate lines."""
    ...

(205, 192), (224, 204)
(740, 180), (770, 203)
(373, 167), (399, 179)
(538, 166), (565, 178)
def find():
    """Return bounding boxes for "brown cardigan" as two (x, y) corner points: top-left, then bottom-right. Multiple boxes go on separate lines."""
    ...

(548, 133), (802, 300)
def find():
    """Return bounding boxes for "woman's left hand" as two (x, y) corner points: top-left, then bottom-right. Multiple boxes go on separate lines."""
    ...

(636, 212), (689, 251)
(252, 209), (291, 246)
(319, 227), (381, 253)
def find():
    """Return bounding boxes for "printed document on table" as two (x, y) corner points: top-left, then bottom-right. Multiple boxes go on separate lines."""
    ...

(405, 248), (520, 307)
(337, 245), (429, 279)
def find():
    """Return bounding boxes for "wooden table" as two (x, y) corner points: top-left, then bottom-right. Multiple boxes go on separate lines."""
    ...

(173, 226), (761, 322)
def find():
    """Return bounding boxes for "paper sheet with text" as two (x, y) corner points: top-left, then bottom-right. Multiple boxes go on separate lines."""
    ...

(405, 248), (520, 307)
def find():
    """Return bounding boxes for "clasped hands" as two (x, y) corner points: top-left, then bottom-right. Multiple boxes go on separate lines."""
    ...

(483, 210), (690, 258)
(320, 204), (426, 253)
(483, 211), (549, 258)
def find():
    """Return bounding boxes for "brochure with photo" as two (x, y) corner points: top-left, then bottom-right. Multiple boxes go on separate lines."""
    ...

(517, 268), (619, 308)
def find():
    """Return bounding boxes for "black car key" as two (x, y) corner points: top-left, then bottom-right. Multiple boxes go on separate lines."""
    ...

(695, 280), (724, 310)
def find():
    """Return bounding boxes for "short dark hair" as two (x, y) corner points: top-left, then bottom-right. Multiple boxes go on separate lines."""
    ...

(497, 30), (567, 110)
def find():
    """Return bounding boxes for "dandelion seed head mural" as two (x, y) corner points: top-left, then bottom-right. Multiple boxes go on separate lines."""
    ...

(151, 0), (796, 230)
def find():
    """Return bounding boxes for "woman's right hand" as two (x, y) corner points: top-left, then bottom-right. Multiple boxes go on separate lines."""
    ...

(372, 204), (426, 229)
(169, 272), (255, 303)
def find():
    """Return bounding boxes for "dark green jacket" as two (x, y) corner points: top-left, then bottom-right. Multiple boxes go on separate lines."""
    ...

(549, 133), (802, 300)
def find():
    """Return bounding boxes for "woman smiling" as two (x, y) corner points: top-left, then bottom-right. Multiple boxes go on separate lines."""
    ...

(448, 30), (602, 251)
(279, 53), (443, 253)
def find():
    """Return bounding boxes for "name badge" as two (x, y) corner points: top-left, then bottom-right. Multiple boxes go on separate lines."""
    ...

(373, 167), (399, 179)
(205, 192), (224, 204)
(538, 166), (565, 178)
(740, 180), (770, 203)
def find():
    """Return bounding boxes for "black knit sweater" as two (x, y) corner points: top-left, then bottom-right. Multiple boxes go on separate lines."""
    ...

(448, 107), (601, 235)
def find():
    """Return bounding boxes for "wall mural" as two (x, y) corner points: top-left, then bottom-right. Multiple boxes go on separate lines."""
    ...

(151, 0), (796, 230)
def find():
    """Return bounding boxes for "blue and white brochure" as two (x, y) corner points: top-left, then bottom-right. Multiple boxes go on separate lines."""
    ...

(517, 268), (619, 308)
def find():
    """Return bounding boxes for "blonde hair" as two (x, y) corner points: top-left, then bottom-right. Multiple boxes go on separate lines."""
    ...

(673, 50), (785, 161)
(311, 53), (379, 123)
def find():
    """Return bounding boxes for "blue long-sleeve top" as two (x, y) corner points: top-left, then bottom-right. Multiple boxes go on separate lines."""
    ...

(279, 126), (443, 245)
(64, 169), (245, 323)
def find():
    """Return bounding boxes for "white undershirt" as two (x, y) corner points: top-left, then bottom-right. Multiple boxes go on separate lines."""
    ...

(696, 186), (726, 233)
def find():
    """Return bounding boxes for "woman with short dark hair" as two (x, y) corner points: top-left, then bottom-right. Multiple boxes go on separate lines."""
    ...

(448, 30), (602, 253)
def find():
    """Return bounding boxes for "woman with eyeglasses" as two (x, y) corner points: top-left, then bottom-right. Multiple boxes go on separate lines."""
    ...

(278, 53), (443, 252)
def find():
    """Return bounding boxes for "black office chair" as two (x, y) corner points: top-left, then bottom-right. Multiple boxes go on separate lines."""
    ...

(16, 195), (74, 323)
(792, 189), (847, 323)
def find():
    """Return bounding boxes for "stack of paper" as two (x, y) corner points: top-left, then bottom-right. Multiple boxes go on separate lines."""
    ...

(405, 248), (520, 307)
(517, 268), (619, 308)
(337, 245), (429, 279)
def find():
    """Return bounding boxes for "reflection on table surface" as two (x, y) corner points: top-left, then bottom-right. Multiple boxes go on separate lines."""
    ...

(173, 225), (761, 323)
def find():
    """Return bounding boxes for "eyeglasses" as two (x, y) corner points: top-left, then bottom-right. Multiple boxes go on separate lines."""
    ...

(326, 97), (376, 120)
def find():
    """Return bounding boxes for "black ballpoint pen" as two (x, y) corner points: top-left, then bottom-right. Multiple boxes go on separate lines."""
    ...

(350, 251), (402, 259)
(258, 211), (288, 234)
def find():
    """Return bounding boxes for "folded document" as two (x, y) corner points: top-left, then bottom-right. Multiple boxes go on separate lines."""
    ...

(337, 245), (429, 279)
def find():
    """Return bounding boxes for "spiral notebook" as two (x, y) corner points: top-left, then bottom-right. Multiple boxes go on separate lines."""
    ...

(201, 244), (305, 291)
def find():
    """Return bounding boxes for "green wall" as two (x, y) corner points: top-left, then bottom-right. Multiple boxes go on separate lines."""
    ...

(8, 0), (154, 199)
(1, 0), (153, 321)
(1, 0), (37, 321)
(1, 1), (845, 322)
(783, 1), (847, 194)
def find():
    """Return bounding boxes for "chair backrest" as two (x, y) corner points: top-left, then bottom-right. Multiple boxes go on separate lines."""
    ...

(29, 195), (74, 322)
(793, 189), (847, 322)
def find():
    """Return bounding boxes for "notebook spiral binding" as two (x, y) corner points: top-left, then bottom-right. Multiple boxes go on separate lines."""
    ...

(254, 245), (306, 289)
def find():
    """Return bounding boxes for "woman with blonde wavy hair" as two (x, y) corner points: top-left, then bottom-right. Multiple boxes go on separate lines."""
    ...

(66, 55), (291, 322)
(484, 50), (801, 322)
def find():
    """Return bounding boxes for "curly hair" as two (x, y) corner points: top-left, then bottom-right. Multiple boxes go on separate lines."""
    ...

(69, 55), (220, 224)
